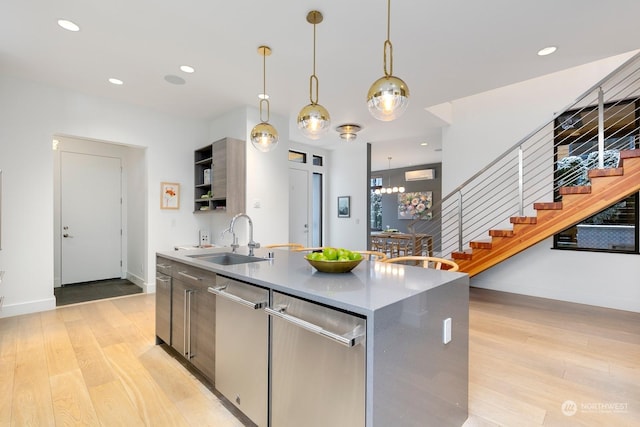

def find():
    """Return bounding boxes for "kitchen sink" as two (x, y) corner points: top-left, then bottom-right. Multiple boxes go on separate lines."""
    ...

(188, 252), (268, 266)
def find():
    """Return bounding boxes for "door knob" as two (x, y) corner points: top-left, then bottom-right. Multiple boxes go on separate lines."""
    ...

(63, 233), (72, 238)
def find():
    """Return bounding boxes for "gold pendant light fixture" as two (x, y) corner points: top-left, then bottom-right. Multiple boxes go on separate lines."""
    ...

(367, 0), (410, 121)
(251, 46), (279, 152)
(297, 10), (331, 140)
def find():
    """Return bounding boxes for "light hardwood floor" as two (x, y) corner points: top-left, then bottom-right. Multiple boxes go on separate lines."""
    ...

(0, 288), (638, 426)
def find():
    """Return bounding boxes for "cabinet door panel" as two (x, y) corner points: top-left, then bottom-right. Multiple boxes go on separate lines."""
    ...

(155, 273), (171, 344)
(191, 285), (216, 382)
(171, 279), (187, 356)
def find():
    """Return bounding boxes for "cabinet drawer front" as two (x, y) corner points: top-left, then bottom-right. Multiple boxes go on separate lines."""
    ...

(173, 264), (216, 287)
(156, 256), (173, 275)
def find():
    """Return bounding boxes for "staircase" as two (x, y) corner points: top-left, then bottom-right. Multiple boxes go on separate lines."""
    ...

(451, 149), (640, 276)
(407, 52), (640, 276)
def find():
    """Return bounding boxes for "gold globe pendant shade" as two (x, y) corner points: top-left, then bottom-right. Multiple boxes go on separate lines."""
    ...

(367, 0), (409, 121)
(251, 46), (278, 152)
(251, 121), (279, 152)
(298, 102), (331, 140)
(367, 74), (410, 121)
(297, 10), (331, 140)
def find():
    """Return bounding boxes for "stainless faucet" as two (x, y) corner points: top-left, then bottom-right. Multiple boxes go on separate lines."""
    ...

(228, 213), (260, 256)
(220, 227), (239, 252)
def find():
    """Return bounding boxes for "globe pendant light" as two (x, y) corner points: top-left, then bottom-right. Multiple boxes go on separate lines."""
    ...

(297, 10), (331, 140)
(251, 46), (279, 152)
(367, 0), (410, 121)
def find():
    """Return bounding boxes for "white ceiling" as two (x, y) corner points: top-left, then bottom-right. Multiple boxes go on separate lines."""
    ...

(3, 0), (640, 170)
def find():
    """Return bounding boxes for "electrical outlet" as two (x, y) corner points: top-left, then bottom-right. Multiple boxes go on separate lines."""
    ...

(443, 318), (452, 344)
(199, 229), (210, 246)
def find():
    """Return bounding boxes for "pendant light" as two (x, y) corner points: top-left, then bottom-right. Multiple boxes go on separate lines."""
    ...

(251, 46), (279, 152)
(367, 0), (410, 121)
(297, 10), (331, 139)
(375, 157), (405, 194)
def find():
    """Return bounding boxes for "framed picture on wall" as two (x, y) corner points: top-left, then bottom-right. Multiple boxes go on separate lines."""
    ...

(398, 191), (432, 220)
(161, 182), (180, 209)
(338, 196), (350, 218)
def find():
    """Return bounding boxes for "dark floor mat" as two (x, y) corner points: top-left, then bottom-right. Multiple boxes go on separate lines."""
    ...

(54, 278), (142, 306)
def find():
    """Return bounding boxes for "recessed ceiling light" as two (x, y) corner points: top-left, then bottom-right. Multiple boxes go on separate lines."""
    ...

(537, 46), (557, 56)
(108, 78), (124, 85)
(180, 65), (195, 73)
(420, 142), (428, 146)
(258, 93), (269, 100)
(57, 19), (80, 32)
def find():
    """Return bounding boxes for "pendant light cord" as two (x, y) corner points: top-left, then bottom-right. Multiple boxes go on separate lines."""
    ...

(260, 48), (270, 123)
(383, 0), (393, 77)
(309, 13), (319, 105)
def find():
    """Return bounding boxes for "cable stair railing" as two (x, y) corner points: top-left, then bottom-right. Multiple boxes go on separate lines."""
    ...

(408, 51), (640, 276)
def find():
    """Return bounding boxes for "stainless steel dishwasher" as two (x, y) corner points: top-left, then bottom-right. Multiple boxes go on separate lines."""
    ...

(266, 291), (366, 427)
(208, 276), (269, 426)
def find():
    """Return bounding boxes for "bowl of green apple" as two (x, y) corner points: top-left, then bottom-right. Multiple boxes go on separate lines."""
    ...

(304, 247), (363, 273)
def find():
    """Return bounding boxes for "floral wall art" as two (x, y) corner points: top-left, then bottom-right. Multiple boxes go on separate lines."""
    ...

(398, 191), (432, 220)
(161, 182), (180, 209)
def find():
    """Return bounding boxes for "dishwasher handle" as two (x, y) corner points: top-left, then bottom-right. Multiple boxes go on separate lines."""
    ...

(265, 306), (364, 348)
(208, 286), (267, 310)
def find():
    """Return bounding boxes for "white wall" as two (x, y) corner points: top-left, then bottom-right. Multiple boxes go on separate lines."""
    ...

(442, 51), (640, 312)
(327, 143), (369, 250)
(0, 74), (209, 317)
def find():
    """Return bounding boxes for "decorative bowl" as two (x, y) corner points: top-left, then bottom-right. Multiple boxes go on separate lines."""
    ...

(304, 256), (362, 273)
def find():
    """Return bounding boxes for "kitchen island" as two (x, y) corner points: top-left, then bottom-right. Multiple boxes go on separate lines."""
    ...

(156, 246), (469, 427)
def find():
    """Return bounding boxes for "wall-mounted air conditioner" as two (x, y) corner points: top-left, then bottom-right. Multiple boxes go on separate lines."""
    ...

(405, 169), (435, 181)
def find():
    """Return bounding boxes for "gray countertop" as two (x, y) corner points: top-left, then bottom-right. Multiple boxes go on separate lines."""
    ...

(157, 246), (468, 316)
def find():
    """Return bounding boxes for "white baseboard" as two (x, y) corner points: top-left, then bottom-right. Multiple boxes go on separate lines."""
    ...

(127, 272), (154, 293)
(0, 297), (56, 318)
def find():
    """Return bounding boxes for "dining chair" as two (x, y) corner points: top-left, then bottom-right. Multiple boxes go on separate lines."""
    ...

(264, 243), (304, 250)
(354, 250), (388, 261)
(382, 256), (460, 272)
(370, 237), (388, 256)
(390, 236), (412, 257)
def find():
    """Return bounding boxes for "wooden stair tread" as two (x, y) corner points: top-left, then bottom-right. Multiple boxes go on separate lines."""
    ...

(510, 217), (537, 224)
(451, 250), (473, 260)
(488, 230), (514, 237)
(588, 167), (623, 178)
(620, 149), (640, 159)
(559, 186), (591, 195)
(470, 241), (492, 249)
(533, 202), (562, 210)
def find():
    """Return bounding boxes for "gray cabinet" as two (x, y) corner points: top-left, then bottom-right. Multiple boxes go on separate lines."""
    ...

(194, 137), (246, 214)
(155, 256), (172, 345)
(170, 264), (216, 382)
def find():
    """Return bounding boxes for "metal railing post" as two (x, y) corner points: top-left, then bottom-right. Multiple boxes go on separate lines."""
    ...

(518, 145), (524, 217)
(457, 191), (463, 252)
(598, 87), (605, 168)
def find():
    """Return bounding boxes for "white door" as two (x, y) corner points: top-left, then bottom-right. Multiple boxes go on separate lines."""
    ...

(289, 168), (309, 246)
(61, 152), (122, 284)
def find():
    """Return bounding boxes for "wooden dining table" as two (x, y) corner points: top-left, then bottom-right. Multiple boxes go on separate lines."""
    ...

(371, 232), (434, 258)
